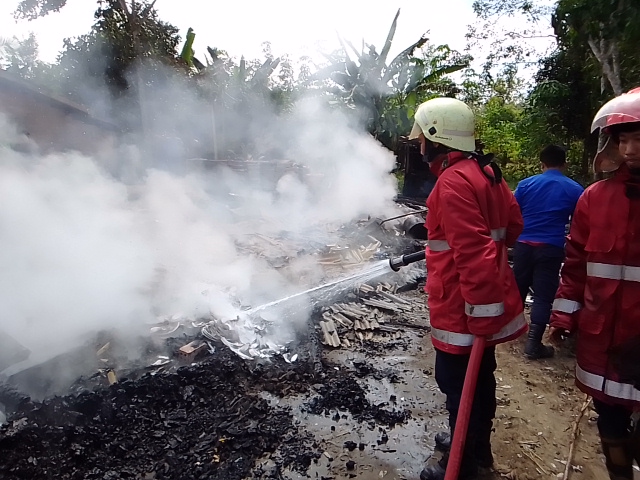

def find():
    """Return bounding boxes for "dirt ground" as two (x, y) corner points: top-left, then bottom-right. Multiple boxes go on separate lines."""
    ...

(491, 333), (609, 480)
(293, 303), (614, 480)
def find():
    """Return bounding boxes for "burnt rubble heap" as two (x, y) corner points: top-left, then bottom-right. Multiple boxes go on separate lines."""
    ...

(0, 348), (317, 480)
(0, 210), (426, 479)
(0, 342), (413, 480)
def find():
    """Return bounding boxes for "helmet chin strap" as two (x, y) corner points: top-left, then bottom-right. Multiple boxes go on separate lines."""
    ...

(422, 140), (449, 163)
(470, 151), (503, 185)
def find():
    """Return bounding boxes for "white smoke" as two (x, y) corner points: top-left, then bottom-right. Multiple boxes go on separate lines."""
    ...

(0, 85), (401, 370)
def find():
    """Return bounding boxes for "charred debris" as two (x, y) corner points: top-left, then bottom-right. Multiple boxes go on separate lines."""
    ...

(0, 207), (429, 480)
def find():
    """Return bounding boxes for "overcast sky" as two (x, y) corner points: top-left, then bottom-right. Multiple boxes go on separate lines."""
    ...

(0, 0), (480, 64)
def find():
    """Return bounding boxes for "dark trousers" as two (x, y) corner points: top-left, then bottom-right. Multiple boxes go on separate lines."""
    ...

(593, 399), (633, 439)
(435, 347), (497, 455)
(512, 242), (564, 327)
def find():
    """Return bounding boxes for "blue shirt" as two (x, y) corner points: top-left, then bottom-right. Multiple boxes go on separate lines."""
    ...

(514, 169), (584, 248)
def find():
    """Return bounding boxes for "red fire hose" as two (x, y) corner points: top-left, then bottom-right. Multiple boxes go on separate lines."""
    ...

(444, 336), (487, 480)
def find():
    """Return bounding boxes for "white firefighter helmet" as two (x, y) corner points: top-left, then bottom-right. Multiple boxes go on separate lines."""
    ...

(591, 87), (640, 173)
(408, 97), (476, 152)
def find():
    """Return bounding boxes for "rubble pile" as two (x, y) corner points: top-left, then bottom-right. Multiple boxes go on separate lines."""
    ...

(318, 282), (429, 348)
(0, 348), (319, 480)
(0, 209), (430, 479)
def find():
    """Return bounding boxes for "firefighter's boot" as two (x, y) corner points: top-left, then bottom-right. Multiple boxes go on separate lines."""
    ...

(475, 428), (494, 470)
(420, 435), (478, 480)
(524, 324), (554, 360)
(601, 436), (633, 480)
(630, 424), (640, 469)
(434, 431), (451, 452)
(434, 431), (493, 469)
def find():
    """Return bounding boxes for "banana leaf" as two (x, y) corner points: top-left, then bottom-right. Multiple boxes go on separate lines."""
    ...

(207, 46), (222, 64)
(310, 61), (346, 81)
(346, 59), (360, 78)
(180, 27), (196, 67)
(374, 8), (400, 78)
(238, 56), (246, 82)
(383, 35), (428, 84)
(193, 57), (206, 71)
(404, 63), (468, 94)
(331, 71), (355, 90)
(251, 57), (281, 89)
(343, 38), (362, 61)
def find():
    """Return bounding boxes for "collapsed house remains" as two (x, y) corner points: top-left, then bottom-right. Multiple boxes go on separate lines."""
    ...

(0, 69), (120, 155)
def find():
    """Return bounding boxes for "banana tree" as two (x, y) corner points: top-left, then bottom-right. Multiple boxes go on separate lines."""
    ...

(188, 44), (287, 159)
(314, 9), (470, 150)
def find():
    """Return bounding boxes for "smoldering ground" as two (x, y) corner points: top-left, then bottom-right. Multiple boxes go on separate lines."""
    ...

(0, 64), (404, 382)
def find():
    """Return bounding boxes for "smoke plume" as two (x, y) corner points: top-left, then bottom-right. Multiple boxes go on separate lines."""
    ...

(0, 67), (403, 375)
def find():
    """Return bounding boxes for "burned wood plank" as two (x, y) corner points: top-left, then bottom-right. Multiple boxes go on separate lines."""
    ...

(387, 321), (431, 331)
(362, 299), (402, 313)
(378, 291), (411, 305)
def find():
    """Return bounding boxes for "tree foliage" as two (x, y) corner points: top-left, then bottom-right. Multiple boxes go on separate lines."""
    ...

(466, 0), (640, 184)
(0, 34), (49, 80)
(14, 0), (68, 20)
(467, 0), (554, 77)
(552, 0), (640, 95)
(313, 9), (470, 150)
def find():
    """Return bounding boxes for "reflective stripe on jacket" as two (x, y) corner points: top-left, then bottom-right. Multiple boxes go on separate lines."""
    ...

(551, 165), (640, 407)
(425, 152), (526, 354)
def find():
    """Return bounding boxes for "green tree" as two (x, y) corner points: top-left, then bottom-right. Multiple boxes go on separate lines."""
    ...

(553, 0), (640, 96)
(0, 34), (39, 78)
(47, 0), (183, 132)
(59, 0), (180, 93)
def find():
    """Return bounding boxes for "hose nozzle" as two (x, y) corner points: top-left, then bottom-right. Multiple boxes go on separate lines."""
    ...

(389, 250), (426, 271)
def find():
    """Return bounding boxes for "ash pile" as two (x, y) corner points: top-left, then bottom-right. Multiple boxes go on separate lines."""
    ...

(0, 205), (433, 480)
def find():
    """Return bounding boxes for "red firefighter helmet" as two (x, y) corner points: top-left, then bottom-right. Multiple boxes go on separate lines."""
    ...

(592, 87), (640, 173)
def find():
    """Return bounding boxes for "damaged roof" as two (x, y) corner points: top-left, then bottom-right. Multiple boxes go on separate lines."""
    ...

(0, 68), (121, 132)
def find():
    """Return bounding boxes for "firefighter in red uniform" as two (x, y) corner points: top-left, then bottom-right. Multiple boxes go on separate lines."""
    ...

(408, 98), (527, 480)
(550, 87), (640, 480)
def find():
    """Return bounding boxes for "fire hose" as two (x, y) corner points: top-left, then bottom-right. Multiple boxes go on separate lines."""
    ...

(445, 336), (487, 480)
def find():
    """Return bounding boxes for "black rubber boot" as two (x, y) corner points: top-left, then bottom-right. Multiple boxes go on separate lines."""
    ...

(524, 324), (554, 360)
(434, 431), (451, 451)
(631, 422), (640, 467)
(476, 417), (495, 470)
(601, 436), (633, 480)
(421, 435), (478, 480)
(434, 431), (493, 469)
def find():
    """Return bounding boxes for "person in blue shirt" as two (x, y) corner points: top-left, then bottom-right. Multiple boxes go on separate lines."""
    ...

(513, 145), (584, 360)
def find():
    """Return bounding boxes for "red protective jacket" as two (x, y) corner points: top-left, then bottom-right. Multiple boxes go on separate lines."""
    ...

(425, 152), (526, 354)
(551, 165), (640, 407)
